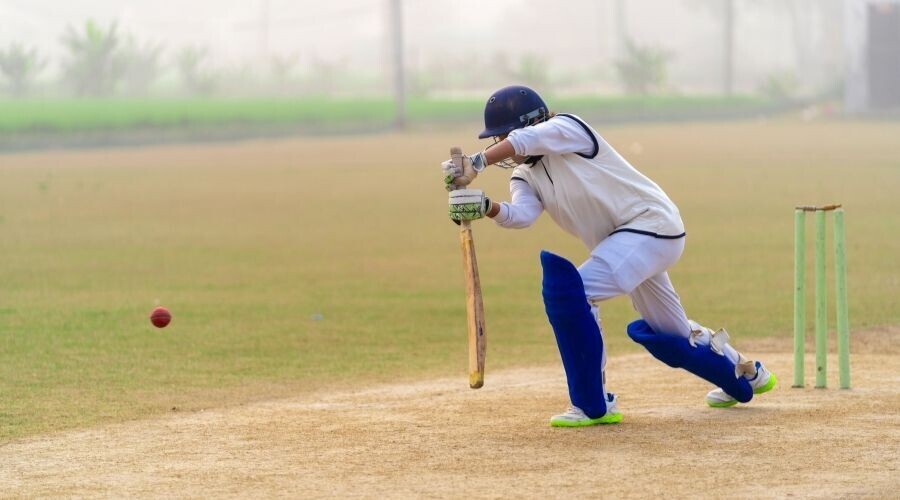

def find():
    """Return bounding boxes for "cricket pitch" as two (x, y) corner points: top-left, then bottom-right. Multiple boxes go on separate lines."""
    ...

(2, 329), (898, 498)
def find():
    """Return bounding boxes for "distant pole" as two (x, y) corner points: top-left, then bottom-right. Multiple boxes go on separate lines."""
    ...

(259, 0), (270, 62)
(388, 0), (406, 129)
(723, 0), (734, 95)
(597, 1), (607, 65)
(615, 0), (627, 57)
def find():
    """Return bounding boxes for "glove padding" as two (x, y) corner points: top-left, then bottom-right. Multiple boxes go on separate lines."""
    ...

(442, 152), (488, 191)
(448, 189), (491, 223)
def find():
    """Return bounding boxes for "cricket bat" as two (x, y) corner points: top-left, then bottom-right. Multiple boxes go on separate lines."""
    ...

(451, 146), (486, 389)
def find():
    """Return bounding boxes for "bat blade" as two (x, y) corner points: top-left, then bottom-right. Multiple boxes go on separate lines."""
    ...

(451, 146), (486, 389)
(460, 219), (486, 389)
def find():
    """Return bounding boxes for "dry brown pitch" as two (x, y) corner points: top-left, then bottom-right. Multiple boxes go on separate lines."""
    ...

(2, 329), (898, 499)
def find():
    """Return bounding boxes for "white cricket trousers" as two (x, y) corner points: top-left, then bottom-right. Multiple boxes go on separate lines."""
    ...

(577, 231), (739, 370)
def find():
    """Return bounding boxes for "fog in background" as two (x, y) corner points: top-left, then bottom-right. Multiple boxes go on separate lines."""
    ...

(0, 0), (847, 99)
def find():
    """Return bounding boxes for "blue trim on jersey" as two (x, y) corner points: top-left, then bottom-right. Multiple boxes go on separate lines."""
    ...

(540, 160), (553, 185)
(609, 228), (687, 240)
(556, 113), (600, 159)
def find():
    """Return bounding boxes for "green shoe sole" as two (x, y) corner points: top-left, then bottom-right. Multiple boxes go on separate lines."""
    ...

(707, 371), (778, 408)
(550, 412), (623, 427)
(706, 399), (739, 408)
(753, 371), (777, 395)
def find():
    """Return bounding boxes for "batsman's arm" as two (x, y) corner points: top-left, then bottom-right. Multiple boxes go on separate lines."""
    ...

(483, 139), (516, 165)
(478, 140), (511, 219)
(486, 200), (500, 218)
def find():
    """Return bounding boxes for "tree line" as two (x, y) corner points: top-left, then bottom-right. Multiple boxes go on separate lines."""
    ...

(0, 21), (227, 98)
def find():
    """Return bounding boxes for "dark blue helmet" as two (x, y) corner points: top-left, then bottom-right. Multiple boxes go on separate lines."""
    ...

(478, 85), (549, 139)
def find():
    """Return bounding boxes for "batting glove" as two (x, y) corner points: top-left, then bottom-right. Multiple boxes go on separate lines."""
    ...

(442, 152), (488, 191)
(449, 189), (491, 224)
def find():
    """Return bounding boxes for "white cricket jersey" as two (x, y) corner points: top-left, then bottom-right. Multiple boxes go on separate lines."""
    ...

(493, 114), (685, 250)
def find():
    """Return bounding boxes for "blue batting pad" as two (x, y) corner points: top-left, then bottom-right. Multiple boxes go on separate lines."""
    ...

(626, 319), (753, 403)
(541, 250), (607, 418)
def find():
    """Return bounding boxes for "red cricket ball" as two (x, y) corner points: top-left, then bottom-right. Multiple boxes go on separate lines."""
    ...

(150, 306), (172, 328)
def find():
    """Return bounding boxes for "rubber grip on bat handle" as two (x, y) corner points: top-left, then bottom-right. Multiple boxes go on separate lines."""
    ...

(449, 146), (470, 190)
(450, 146), (464, 169)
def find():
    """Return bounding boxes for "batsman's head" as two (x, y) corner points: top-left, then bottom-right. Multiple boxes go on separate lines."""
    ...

(478, 85), (549, 140)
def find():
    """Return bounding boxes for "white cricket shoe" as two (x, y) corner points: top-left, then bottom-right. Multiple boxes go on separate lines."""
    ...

(550, 393), (623, 427)
(706, 361), (777, 408)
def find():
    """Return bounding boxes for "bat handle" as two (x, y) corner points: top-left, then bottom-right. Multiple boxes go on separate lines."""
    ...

(450, 146), (464, 167)
(450, 146), (469, 189)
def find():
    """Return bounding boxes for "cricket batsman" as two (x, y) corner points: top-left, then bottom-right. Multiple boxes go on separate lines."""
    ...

(441, 85), (777, 427)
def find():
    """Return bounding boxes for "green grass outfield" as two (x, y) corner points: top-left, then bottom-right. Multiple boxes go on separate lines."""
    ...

(0, 95), (772, 133)
(1, 119), (898, 440)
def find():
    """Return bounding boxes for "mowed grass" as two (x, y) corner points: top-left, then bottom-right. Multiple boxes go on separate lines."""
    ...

(1, 120), (899, 440)
(0, 95), (770, 133)
(0, 98), (396, 132)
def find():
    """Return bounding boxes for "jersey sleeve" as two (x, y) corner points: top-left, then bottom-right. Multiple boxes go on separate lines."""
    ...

(493, 177), (543, 229)
(506, 115), (595, 157)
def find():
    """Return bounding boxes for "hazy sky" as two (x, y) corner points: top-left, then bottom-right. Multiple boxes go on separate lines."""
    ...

(0, 0), (845, 92)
